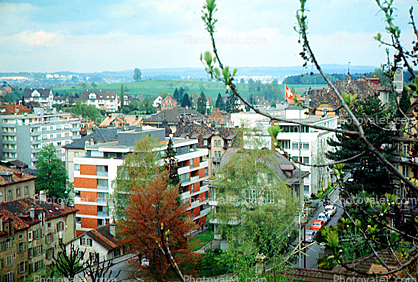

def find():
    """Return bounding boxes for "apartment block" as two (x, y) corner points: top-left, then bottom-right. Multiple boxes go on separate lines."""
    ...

(0, 108), (81, 168)
(79, 90), (119, 112)
(73, 128), (209, 235)
(0, 197), (77, 281)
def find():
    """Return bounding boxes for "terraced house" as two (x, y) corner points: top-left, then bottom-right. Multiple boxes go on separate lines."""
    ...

(0, 197), (77, 281)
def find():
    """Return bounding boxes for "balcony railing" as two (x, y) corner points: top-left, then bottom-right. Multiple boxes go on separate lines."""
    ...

(97, 171), (108, 176)
(97, 198), (106, 203)
(97, 185), (109, 190)
(97, 211), (108, 217)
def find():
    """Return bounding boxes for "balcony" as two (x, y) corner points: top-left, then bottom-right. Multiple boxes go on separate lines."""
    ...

(97, 198), (106, 203)
(97, 212), (108, 217)
(97, 185), (109, 190)
(72, 135), (81, 140)
(71, 127), (80, 132)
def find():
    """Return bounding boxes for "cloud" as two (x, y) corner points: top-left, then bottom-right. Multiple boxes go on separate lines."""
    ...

(17, 31), (60, 47)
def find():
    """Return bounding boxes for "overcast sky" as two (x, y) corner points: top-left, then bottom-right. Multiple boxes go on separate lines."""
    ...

(0, 0), (415, 73)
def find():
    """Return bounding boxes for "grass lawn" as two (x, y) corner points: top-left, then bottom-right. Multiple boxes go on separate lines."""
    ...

(191, 230), (214, 251)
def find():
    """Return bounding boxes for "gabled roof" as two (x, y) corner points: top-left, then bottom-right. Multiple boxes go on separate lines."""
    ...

(144, 107), (204, 124)
(71, 224), (122, 251)
(79, 90), (118, 100)
(0, 165), (36, 186)
(124, 115), (143, 126)
(0, 197), (77, 236)
(23, 88), (52, 98)
(174, 124), (238, 148)
(63, 128), (119, 149)
(99, 116), (126, 127)
(220, 148), (309, 184)
(309, 75), (389, 116)
(1, 105), (31, 115)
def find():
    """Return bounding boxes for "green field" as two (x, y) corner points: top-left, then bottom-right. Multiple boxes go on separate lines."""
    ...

(55, 80), (251, 101)
(55, 80), (326, 101)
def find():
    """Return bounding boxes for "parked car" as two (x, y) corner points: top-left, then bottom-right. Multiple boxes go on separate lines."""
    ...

(324, 205), (336, 216)
(305, 230), (318, 242)
(317, 212), (330, 223)
(310, 220), (326, 230)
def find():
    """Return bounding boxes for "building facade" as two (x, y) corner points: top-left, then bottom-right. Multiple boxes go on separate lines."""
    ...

(0, 165), (36, 204)
(79, 90), (119, 112)
(0, 197), (77, 281)
(0, 108), (81, 169)
(73, 128), (209, 235)
(23, 88), (54, 109)
(160, 95), (177, 111)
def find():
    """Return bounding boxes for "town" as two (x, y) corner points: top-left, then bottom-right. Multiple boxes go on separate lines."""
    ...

(0, 0), (417, 281)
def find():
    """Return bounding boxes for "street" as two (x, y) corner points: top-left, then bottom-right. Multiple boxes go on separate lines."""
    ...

(294, 188), (343, 269)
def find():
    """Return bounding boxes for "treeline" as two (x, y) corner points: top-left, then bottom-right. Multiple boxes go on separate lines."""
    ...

(282, 73), (365, 85)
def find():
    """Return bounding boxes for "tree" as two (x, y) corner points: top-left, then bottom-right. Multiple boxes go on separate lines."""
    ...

(35, 144), (72, 202)
(120, 84), (124, 111)
(70, 102), (104, 123)
(180, 93), (191, 108)
(225, 91), (239, 113)
(173, 88), (180, 103)
(163, 137), (180, 188)
(117, 170), (201, 281)
(327, 96), (394, 196)
(196, 92), (207, 115)
(133, 68), (142, 82)
(201, 0), (418, 277)
(215, 93), (225, 110)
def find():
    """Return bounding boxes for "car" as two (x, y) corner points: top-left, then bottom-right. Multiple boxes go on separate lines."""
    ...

(305, 230), (317, 242)
(324, 205), (336, 216)
(310, 220), (326, 230)
(317, 212), (330, 223)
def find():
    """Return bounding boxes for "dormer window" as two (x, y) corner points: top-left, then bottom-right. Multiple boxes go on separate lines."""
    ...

(89, 93), (97, 99)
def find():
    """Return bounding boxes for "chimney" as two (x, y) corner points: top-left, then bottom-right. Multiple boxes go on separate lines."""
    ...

(40, 190), (46, 202)
(109, 223), (116, 237)
(60, 201), (65, 210)
(30, 208), (35, 220)
(90, 137), (94, 145)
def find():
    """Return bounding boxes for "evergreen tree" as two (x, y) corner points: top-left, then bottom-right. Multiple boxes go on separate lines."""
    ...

(120, 84), (124, 111)
(215, 93), (225, 110)
(173, 88), (180, 103)
(163, 138), (180, 187)
(178, 87), (184, 103)
(327, 96), (394, 196)
(35, 144), (72, 201)
(196, 92), (207, 115)
(225, 92), (239, 113)
(180, 93), (191, 108)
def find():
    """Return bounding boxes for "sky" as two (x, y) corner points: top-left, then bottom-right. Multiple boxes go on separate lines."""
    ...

(0, 0), (415, 73)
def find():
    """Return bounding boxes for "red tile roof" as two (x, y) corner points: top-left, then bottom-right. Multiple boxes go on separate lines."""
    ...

(1, 105), (31, 115)
(0, 165), (36, 186)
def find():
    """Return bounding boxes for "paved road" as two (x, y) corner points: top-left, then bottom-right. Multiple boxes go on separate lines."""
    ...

(294, 188), (343, 269)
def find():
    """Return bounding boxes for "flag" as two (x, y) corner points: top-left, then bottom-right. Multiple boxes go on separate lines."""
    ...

(285, 84), (294, 100)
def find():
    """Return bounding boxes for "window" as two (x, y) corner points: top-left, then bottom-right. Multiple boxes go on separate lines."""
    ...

(45, 233), (53, 244)
(403, 165), (409, 177)
(57, 222), (64, 232)
(304, 185), (310, 193)
(266, 190), (275, 204)
(403, 144), (410, 156)
(18, 261), (26, 273)
(6, 255), (12, 267)
(34, 260), (43, 272)
(0, 191), (3, 202)
(247, 189), (257, 203)
(5, 238), (13, 250)
(280, 140), (290, 149)
(18, 242), (26, 253)
(303, 157), (309, 164)
(7, 190), (12, 201)
(89, 252), (99, 263)
(28, 231), (33, 242)
(80, 237), (93, 246)
(191, 184), (194, 194)
(75, 164), (80, 171)
(24, 186), (29, 196)
(214, 151), (222, 159)
(214, 140), (221, 147)
(203, 139), (207, 146)
(46, 247), (54, 260)
(74, 152), (79, 157)
(97, 179), (108, 189)
(97, 165), (108, 176)
(16, 188), (21, 197)
(205, 168), (208, 177)
(292, 143), (298, 150)
(303, 143), (309, 150)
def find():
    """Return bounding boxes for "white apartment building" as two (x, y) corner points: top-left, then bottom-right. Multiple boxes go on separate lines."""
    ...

(79, 90), (119, 112)
(23, 88), (54, 108)
(0, 108), (81, 168)
(72, 128), (209, 235)
(234, 107), (338, 196)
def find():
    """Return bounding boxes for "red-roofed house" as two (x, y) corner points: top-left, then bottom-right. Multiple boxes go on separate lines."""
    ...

(0, 197), (77, 280)
(160, 95), (177, 111)
(1, 105), (31, 115)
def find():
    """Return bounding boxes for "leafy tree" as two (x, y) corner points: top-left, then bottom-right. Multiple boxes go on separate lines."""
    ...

(118, 170), (201, 281)
(70, 102), (104, 123)
(163, 137), (180, 187)
(139, 97), (157, 114)
(35, 144), (72, 202)
(196, 92), (207, 115)
(180, 93), (191, 108)
(133, 68), (142, 82)
(215, 93), (225, 110)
